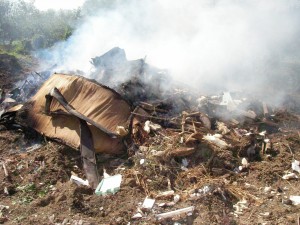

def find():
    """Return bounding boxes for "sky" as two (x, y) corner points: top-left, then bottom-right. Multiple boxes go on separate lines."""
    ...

(32, 0), (85, 10)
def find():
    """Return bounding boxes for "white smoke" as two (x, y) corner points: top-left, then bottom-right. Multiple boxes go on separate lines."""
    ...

(40, 0), (300, 103)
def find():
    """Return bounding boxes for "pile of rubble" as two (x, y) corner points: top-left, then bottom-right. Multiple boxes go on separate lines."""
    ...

(1, 48), (300, 224)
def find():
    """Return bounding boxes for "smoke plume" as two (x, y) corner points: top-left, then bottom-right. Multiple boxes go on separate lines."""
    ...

(39, 0), (300, 104)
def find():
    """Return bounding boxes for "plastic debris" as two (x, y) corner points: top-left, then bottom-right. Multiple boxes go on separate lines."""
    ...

(182, 158), (189, 167)
(203, 134), (229, 149)
(155, 206), (195, 220)
(156, 190), (175, 199)
(173, 194), (180, 203)
(142, 197), (155, 210)
(259, 212), (271, 218)
(292, 160), (300, 173)
(95, 174), (122, 196)
(70, 175), (89, 186)
(241, 158), (249, 168)
(140, 159), (145, 165)
(289, 196), (300, 205)
(132, 212), (143, 219)
(282, 173), (298, 180)
(143, 120), (162, 133)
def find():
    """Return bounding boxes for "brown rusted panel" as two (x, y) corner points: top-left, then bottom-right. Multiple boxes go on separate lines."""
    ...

(26, 73), (131, 154)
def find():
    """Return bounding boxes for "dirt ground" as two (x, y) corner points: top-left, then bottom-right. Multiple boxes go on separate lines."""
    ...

(1, 54), (300, 225)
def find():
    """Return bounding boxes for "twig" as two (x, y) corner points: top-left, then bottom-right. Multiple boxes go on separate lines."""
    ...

(2, 163), (8, 177)
(181, 112), (187, 134)
(247, 208), (255, 220)
(286, 143), (295, 159)
(131, 112), (169, 121)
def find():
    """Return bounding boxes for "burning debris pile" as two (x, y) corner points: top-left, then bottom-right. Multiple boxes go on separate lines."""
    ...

(1, 48), (300, 224)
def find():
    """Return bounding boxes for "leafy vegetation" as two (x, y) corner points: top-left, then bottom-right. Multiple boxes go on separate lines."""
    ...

(0, 0), (81, 55)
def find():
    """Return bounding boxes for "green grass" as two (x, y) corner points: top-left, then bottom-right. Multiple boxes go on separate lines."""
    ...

(0, 41), (31, 59)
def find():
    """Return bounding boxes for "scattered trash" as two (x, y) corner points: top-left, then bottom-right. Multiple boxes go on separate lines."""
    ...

(292, 160), (300, 173)
(182, 158), (189, 168)
(140, 159), (145, 165)
(2, 162), (9, 177)
(132, 212), (143, 219)
(142, 197), (155, 211)
(241, 158), (249, 168)
(282, 173), (298, 180)
(203, 134), (229, 149)
(259, 212), (271, 218)
(95, 174), (122, 196)
(289, 196), (300, 205)
(156, 190), (175, 199)
(232, 199), (249, 217)
(26, 143), (43, 153)
(70, 175), (89, 186)
(1, 46), (300, 223)
(264, 186), (272, 193)
(173, 194), (180, 203)
(143, 120), (162, 133)
(155, 206), (195, 220)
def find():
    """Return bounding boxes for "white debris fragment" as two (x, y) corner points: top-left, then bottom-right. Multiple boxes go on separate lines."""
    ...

(216, 121), (230, 135)
(95, 174), (122, 196)
(4, 187), (9, 195)
(0, 205), (9, 211)
(70, 175), (89, 186)
(143, 120), (162, 133)
(140, 159), (145, 165)
(259, 212), (271, 218)
(156, 190), (175, 198)
(282, 173), (298, 180)
(203, 134), (229, 149)
(232, 199), (248, 217)
(289, 196), (300, 205)
(213, 133), (223, 138)
(3, 98), (16, 103)
(173, 194), (180, 203)
(143, 121), (151, 133)
(26, 143), (43, 153)
(142, 197), (155, 210)
(259, 131), (267, 136)
(116, 126), (128, 136)
(292, 160), (300, 173)
(264, 186), (272, 193)
(103, 169), (110, 178)
(241, 158), (249, 168)
(182, 158), (189, 167)
(155, 206), (195, 220)
(220, 92), (237, 111)
(132, 213), (143, 219)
